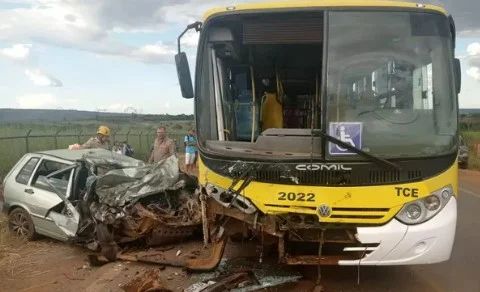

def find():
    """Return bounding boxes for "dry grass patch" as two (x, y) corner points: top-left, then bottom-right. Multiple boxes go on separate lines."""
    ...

(0, 214), (29, 259)
(0, 214), (11, 256)
(0, 215), (53, 280)
(0, 214), (21, 258)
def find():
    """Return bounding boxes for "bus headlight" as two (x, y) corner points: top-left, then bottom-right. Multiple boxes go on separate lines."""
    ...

(395, 185), (453, 225)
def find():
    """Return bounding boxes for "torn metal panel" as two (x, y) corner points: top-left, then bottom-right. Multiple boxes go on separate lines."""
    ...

(186, 258), (302, 292)
(115, 191), (202, 245)
(184, 281), (217, 292)
(90, 201), (126, 225)
(185, 234), (227, 271)
(201, 272), (255, 292)
(120, 204), (159, 239)
(146, 224), (198, 246)
(83, 150), (145, 170)
(283, 255), (359, 265)
(122, 270), (172, 292)
(48, 210), (80, 237)
(41, 169), (81, 237)
(92, 156), (180, 207)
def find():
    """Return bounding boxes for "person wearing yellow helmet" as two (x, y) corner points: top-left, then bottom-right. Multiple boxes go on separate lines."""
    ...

(76, 125), (111, 150)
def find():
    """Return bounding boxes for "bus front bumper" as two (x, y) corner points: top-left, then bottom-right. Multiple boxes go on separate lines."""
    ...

(339, 196), (457, 265)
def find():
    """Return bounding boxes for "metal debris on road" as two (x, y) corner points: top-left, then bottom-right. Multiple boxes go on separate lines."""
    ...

(122, 270), (172, 292)
(186, 257), (302, 292)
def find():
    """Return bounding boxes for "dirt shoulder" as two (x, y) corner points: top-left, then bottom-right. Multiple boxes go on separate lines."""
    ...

(0, 215), (198, 292)
(458, 169), (480, 191)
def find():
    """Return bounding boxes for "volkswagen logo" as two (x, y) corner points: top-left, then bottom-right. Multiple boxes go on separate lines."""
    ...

(317, 204), (332, 217)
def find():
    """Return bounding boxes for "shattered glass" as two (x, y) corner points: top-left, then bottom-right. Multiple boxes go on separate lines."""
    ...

(186, 258), (302, 292)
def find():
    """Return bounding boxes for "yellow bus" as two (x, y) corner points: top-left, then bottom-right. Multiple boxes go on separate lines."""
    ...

(175, 1), (461, 267)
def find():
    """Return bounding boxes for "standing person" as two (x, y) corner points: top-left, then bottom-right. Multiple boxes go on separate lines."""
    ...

(148, 126), (175, 163)
(193, 129), (199, 167)
(184, 129), (197, 174)
(71, 126), (110, 150)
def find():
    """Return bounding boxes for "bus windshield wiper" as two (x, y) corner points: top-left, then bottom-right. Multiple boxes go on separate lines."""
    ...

(311, 129), (400, 170)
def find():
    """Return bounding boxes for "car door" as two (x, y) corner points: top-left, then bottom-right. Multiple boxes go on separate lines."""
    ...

(27, 157), (79, 241)
(3, 154), (41, 215)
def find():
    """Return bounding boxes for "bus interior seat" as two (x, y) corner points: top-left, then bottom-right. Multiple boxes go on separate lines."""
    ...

(261, 92), (283, 130)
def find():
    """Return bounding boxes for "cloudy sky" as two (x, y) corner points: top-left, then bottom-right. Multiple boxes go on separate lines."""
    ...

(0, 0), (479, 114)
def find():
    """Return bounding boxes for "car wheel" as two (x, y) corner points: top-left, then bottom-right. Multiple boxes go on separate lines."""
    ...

(8, 208), (35, 240)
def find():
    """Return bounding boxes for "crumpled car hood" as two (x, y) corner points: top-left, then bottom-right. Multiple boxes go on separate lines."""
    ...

(90, 155), (180, 207)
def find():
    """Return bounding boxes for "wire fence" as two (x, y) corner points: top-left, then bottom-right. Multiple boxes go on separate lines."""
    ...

(0, 129), (186, 178)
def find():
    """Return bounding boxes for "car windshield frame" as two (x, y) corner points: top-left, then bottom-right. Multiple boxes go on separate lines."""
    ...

(30, 157), (75, 198)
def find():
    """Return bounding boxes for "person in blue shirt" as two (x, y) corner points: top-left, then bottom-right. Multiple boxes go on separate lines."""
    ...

(184, 129), (198, 174)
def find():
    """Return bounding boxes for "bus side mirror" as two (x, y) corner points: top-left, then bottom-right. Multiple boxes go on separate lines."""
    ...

(175, 52), (194, 99)
(454, 58), (461, 94)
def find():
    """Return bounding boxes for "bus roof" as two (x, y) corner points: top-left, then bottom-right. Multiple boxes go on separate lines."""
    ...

(203, 0), (448, 21)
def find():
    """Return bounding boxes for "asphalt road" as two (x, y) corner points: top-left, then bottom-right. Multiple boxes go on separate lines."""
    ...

(303, 169), (480, 292)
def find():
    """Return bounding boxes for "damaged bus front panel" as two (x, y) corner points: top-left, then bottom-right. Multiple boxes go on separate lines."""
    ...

(179, 2), (459, 266)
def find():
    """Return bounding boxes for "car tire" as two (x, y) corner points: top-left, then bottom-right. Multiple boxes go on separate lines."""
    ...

(8, 208), (36, 240)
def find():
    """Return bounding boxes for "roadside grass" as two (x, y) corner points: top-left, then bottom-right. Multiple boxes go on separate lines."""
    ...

(0, 214), (10, 253)
(0, 213), (55, 281)
(467, 155), (480, 170)
(462, 131), (480, 170)
(0, 121), (191, 178)
(0, 185), (20, 260)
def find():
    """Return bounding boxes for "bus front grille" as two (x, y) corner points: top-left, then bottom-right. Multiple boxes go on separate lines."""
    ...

(272, 208), (391, 226)
(330, 207), (390, 221)
(252, 169), (423, 186)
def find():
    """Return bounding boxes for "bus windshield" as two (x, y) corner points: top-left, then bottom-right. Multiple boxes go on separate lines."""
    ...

(196, 10), (457, 160)
(326, 11), (457, 158)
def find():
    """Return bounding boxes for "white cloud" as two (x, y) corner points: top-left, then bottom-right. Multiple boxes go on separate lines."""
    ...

(16, 93), (58, 109)
(15, 93), (79, 109)
(466, 42), (480, 81)
(0, 43), (64, 87)
(25, 69), (63, 87)
(467, 43), (480, 56)
(182, 30), (200, 48)
(0, 44), (31, 61)
(0, 23), (12, 30)
(0, 0), (478, 65)
(131, 42), (176, 63)
(467, 67), (480, 81)
(0, 0), (244, 64)
(14, 93), (78, 108)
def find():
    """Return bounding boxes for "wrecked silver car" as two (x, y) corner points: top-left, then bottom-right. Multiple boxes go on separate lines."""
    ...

(2, 149), (200, 260)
